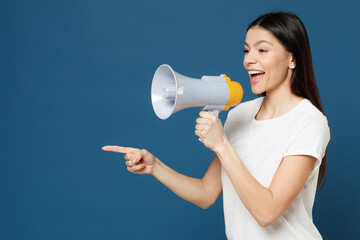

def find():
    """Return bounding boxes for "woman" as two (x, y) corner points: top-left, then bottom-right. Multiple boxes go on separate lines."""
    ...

(103, 12), (330, 240)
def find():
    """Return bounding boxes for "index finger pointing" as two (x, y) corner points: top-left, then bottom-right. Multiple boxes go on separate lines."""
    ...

(102, 146), (136, 154)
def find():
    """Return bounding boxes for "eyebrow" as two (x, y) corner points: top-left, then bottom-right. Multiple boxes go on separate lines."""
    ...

(244, 40), (273, 47)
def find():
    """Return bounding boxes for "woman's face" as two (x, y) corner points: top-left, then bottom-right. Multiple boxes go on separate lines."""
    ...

(243, 27), (295, 95)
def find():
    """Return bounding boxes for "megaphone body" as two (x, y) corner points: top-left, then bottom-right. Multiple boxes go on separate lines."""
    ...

(151, 64), (243, 120)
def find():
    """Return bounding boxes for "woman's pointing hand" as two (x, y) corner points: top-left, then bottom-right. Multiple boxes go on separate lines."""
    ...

(102, 146), (157, 175)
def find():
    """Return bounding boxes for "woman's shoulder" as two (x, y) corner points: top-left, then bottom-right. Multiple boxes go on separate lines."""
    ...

(297, 99), (329, 126)
(229, 97), (264, 116)
(224, 97), (264, 127)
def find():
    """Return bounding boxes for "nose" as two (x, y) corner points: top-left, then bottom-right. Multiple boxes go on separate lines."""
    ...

(243, 51), (257, 67)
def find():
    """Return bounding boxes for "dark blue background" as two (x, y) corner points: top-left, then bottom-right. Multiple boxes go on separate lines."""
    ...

(1, 0), (359, 239)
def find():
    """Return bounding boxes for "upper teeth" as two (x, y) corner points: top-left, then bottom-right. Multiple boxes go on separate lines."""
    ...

(248, 71), (264, 75)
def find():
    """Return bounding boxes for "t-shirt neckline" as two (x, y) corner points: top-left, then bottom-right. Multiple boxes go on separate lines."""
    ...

(252, 97), (308, 125)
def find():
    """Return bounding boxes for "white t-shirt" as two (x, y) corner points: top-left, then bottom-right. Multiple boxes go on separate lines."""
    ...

(221, 97), (330, 240)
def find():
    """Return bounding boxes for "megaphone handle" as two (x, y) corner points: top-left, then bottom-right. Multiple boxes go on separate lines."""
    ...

(198, 110), (220, 142)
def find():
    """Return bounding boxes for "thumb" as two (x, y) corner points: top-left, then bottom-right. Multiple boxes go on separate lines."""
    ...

(132, 151), (143, 163)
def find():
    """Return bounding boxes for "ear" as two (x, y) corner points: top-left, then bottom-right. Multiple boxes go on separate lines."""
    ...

(289, 53), (296, 69)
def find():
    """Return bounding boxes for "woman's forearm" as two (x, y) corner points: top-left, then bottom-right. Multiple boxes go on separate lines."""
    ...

(151, 158), (212, 209)
(214, 138), (275, 226)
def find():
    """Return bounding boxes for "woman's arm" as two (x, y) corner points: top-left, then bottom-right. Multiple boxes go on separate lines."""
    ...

(215, 139), (316, 227)
(195, 111), (317, 227)
(152, 155), (222, 209)
(102, 146), (222, 209)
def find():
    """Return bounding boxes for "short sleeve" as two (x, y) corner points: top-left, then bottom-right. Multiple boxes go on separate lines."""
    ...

(284, 121), (330, 168)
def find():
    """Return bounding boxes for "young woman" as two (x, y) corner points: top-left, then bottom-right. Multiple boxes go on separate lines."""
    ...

(103, 12), (330, 240)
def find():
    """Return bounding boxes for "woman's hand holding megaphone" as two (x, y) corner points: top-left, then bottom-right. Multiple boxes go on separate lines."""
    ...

(102, 146), (157, 175)
(195, 111), (227, 153)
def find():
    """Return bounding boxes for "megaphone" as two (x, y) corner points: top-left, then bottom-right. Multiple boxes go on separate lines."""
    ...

(151, 64), (243, 120)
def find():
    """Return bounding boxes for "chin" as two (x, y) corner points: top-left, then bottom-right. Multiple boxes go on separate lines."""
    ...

(251, 86), (265, 95)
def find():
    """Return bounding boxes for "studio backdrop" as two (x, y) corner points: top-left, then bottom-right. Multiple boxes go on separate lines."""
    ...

(1, 0), (359, 239)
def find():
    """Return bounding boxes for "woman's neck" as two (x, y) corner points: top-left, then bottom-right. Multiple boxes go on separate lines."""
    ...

(256, 91), (304, 120)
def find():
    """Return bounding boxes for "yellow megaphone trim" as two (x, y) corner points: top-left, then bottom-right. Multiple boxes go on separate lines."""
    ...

(223, 74), (243, 111)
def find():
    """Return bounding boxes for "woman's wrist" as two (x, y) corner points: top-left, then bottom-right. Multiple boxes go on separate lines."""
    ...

(213, 135), (230, 157)
(150, 157), (161, 177)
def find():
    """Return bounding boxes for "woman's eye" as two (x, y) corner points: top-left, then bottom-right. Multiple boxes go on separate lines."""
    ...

(243, 49), (249, 54)
(259, 49), (267, 53)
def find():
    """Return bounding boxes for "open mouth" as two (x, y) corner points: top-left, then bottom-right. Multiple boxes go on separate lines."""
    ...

(248, 70), (265, 84)
(248, 70), (265, 77)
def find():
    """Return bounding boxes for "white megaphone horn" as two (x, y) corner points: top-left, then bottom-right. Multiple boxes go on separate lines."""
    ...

(151, 64), (243, 120)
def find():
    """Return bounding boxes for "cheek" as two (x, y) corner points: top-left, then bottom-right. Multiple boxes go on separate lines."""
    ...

(263, 53), (282, 68)
(264, 55), (289, 79)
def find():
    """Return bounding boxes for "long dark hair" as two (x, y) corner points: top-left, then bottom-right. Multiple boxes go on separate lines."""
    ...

(247, 11), (328, 190)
